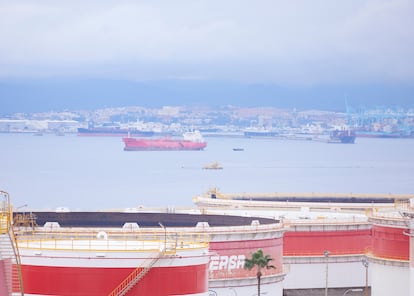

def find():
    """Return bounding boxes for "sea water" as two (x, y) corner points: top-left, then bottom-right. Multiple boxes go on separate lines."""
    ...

(0, 133), (413, 211)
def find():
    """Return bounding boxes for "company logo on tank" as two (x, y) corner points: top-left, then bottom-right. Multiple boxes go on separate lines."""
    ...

(209, 255), (246, 271)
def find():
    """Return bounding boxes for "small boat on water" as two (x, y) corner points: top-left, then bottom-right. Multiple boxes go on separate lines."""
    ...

(203, 162), (223, 170)
(123, 130), (207, 151)
(232, 148), (244, 151)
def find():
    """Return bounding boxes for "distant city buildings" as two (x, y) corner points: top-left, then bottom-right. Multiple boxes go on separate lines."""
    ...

(1, 105), (413, 138)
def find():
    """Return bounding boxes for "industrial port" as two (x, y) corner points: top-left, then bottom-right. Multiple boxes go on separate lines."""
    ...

(1, 105), (414, 140)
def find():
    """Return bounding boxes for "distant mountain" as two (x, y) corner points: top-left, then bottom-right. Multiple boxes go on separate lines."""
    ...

(1, 78), (413, 115)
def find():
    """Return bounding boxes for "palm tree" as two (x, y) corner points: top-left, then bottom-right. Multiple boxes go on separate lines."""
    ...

(244, 249), (276, 296)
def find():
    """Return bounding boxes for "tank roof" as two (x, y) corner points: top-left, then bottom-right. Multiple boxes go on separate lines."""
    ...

(15, 211), (278, 228)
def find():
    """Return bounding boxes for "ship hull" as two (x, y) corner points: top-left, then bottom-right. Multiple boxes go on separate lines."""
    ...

(329, 130), (356, 144)
(123, 137), (207, 151)
(355, 131), (402, 138)
(244, 131), (278, 137)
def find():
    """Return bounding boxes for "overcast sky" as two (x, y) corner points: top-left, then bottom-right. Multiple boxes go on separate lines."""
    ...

(1, 0), (413, 86)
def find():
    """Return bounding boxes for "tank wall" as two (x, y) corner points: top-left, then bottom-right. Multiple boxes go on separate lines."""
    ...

(411, 221), (414, 296)
(19, 248), (207, 268)
(284, 229), (371, 256)
(208, 278), (283, 296)
(283, 261), (368, 289)
(17, 241), (210, 296)
(209, 237), (283, 280)
(371, 225), (409, 260)
(371, 262), (409, 296)
(411, 267), (414, 296)
(19, 264), (208, 296)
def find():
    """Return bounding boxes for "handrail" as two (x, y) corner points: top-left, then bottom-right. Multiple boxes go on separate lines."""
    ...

(204, 188), (414, 200)
(16, 230), (209, 252)
(284, 217), (370, 225)
(1, 190), (24, 296)
(8, 228), (24, 295)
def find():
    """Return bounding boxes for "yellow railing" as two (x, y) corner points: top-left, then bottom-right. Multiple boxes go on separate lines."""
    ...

(17, 230), (209, 252)
(1, 191), (12, 234)
(205, 188), (414, 201)
(0, 214), (8, 234)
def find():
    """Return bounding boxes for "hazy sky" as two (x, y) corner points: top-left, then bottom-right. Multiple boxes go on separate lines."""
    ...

(1, 0), (414, 86)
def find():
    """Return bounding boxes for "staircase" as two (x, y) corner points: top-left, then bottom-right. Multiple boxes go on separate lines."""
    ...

(0, 232), (24, 295)
(107, 251), (164, 296)
(1, 191), (24, 296)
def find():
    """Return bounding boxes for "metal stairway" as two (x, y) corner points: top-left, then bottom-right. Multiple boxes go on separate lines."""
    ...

(107, 251), (164, 296)
(0, 231), (24, 295)
(1, 191), (24, 296)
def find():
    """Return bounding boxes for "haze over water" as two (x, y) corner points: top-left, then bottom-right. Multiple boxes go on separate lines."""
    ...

(1, 133), (413, 211)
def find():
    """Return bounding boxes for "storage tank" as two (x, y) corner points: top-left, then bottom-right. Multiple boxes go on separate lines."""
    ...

(11, 210), (285, 296)
(369, 212), (410, 296)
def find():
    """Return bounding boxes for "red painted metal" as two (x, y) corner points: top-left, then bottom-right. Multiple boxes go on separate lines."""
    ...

(283, 229), (371, 256)
(16, 264), (208, 296)
(0, 258), (10, 295)
(411, 236), (414, 268)
(371, 225), (409, 260)
(209, 237), (283, 279)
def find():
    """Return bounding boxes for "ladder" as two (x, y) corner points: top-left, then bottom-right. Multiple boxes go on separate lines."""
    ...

(108, 251), (163, 296)
(1, 191), (24, 296)
(0, 229), (24, 296)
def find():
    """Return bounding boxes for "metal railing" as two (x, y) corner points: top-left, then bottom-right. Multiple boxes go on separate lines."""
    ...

(1, 190), (24, 296)
(16, 230), (209, 252)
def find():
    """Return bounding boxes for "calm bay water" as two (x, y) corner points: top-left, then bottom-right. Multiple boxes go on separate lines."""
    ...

(0, 133), (413, 211)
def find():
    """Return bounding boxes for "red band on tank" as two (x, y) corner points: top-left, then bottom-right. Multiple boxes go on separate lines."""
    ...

(371, 225), (409, 260)
(17, 264), (208, 296)
(284, 229), (371, 256)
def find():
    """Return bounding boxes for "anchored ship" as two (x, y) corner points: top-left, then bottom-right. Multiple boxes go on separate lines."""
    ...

(78, 127), (155, 137)
(355, 130), (403, 138)
(243, 127), (278, 138)
(329, 129), (356, 144)
(123, 130), (207, 151)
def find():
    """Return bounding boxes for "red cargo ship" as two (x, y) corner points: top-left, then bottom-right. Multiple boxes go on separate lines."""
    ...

(123, 130), (207, 151)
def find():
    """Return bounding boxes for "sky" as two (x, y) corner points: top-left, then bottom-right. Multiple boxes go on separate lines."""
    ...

(0, 0), (413, 111)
